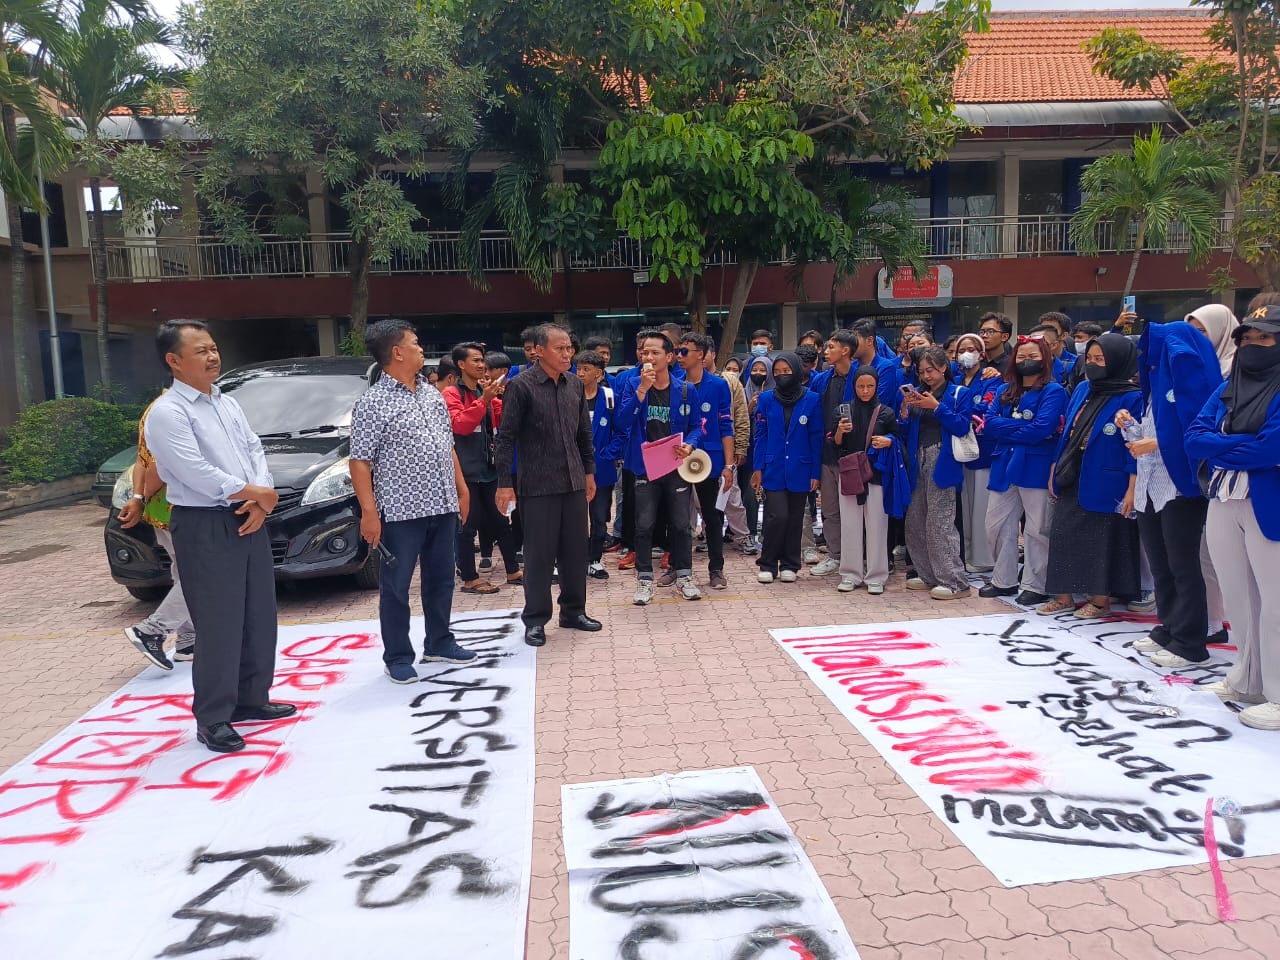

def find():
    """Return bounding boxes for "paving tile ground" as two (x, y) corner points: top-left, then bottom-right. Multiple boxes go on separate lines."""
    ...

(2, 499), (1278, 958)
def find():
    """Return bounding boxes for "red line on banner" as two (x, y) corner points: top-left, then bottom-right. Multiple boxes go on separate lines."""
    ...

(1203, 798), (1237, 923)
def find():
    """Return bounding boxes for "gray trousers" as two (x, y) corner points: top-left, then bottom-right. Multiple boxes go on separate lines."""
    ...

(819, 463), (841, 560)
(905, 443), (968, 591)
(1202, 533), (1226, 629)
(838, 483), (888, 587)
(169, 506), (278, 727)
(1206, 498), (1280, 701)
(961, 468), (994, 569)
(139, 527), (196, 644)
(986, 485), (1050, 593)
(722, 468), (749, 538)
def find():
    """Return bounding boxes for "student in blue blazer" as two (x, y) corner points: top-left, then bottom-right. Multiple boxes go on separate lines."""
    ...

(1185, 304), (1280, 729)
(1040, 334), (1143, 619)
(977, 336), (1066, 606)
(576, 351), (625, 581)
(951, 331), (1003, 573)
(899, 345), (973, 600)
(750, 352), (823, 583)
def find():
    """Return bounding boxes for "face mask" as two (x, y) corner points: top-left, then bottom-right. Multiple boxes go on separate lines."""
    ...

(1237, 343), (1280, 375)
(957, 351), (980, 370)
(750, 372), (767, 386)
(751, 345), (769, 357)
(1016, 360), (1044, 377)
(1085, 362), (1108, 382)
(774, 373), (798, 392)
(1074, 340), (1088, 355)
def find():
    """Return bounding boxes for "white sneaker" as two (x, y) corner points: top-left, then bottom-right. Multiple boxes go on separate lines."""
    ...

(931, 585), (972, 600)
(677, 576), (702, 601)
(779, 570), (798, 583)
(633, 579), (655, 605)
(1239, 701), (1280, 731)
(1132, 635), (1162, 653)
(1149, 649), (1196, 669)
(905, 577), (928, 591)
(837, 577), (858, 593)
(803, 547), (821, 565)
(811, 558), (840, 577)
(757, 571), (774, 584)
(1203, 680), (1267, 704)
(867, 583), (885, 595)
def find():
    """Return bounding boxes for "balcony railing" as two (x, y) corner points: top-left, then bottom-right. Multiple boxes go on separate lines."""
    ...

(96, 215), (1235, 283)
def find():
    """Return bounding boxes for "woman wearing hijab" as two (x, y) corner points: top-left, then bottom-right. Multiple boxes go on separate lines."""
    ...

(978, 336), (1066, 606)
(1118, 320), (1224, 668)
(1040, 333), (1144, 618)
(900, 346), (972, 599)
(832, 366), (898, 594)
(751, 353), (823, 583)
(735, 354), (774, 554)
(1186, 305), (1280, 730)
(952, 331), (1001, 573)
(1185, 303), (1239, 378)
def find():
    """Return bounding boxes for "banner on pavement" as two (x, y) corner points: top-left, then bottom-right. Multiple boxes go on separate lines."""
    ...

(0, 610), (535, 960)
(562, 766), (861, 960)
(771, 614), (1280, 887)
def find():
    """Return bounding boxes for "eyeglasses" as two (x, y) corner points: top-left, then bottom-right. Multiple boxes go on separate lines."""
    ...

(979, 328), (1001, 337)
(674, 348), (690, 357)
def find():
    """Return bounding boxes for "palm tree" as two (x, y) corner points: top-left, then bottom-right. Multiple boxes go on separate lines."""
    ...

(0, 0), (71, 409)
(1070, 127), (1230, 298)
(45, 0), (180, 397)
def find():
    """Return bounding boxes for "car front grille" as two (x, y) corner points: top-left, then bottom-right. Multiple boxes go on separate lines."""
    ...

(271, 541), (289, 564)
(275, 490), (305, 513)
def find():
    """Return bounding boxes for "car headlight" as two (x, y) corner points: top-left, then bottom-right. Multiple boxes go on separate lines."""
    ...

(111, 471), (134, 509)
(301, 457), (353, 507)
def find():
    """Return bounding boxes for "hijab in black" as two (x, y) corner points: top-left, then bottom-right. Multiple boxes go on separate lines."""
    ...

(771, 351), (806, 406)
(1223, 339), (1280, 435)
(850, 366), (881, 449)
(1055, 334), (1139, 490)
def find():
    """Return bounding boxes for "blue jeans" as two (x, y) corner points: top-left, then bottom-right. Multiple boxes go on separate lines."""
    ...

(379, 513), (457, 666)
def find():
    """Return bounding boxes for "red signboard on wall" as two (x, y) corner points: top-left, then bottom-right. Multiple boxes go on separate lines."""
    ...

(877, 265), (954, 308)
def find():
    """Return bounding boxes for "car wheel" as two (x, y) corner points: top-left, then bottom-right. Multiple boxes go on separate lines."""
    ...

(127, 585), (168, 602)
(353, 550), (380, 590)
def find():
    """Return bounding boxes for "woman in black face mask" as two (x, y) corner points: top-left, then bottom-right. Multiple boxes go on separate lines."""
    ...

(1186, 306), (1280, 730)
(1040, 333), (1143, 619)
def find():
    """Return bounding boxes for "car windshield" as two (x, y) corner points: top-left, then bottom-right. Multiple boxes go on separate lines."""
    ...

(218, 371), (369, 437)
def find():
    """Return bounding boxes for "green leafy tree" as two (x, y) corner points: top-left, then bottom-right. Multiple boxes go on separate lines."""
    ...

(183, 0), (484, 337)
(1070, 127), (1230, 297)
(0, 0), (72, 410)
(44, 0), (182, 398)
(1085, 4), (1280, 288)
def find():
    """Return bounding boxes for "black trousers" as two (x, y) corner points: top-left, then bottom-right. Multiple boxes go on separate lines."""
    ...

(693, 475), (726, 573)
(457, 479), (519, 580)
(739, 445), (759, 536)
(589, 483), (615, 562)
(1136, 496), (1210, 661)
(520, 491), (589, 628)
(760, 489), (807, 574)
(621, 469), (636, 550)
(169, 505), (277, 728)
(633, 472), (692, 576)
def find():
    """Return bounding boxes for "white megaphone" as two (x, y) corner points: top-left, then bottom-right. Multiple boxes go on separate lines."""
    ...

(677, 448), (713, 484)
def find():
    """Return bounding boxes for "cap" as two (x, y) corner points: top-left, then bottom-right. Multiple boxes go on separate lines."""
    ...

(1234, 305), (1280, 341)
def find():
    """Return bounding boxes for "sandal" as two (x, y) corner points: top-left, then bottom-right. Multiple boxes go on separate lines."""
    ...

(461, 580), (500, 595)
(1073, 601), (1110, 620)
(506, 571), (524, 584)
(1036, 597), (1075, 616)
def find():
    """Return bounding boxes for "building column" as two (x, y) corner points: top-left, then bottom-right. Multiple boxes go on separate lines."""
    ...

(998, 295), (1020, 335)
(997, 152), (1021, 258)
(780, 302), (798, 348)
(306, 168), (332, 275)
(316, 316), (338, 356)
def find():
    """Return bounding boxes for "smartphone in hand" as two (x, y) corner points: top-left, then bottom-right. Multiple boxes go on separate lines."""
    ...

(837, 402), (851, 420)
(1122, 295), (1136, 314)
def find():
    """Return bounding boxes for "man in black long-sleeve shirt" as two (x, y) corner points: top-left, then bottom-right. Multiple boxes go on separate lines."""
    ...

(495, 323), (601, 646)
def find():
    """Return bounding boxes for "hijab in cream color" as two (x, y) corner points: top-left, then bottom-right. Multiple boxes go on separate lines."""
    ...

(1186, 303), (1238, 377)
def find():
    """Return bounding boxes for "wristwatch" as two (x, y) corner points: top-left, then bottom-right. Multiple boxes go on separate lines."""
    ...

(130, 493), (146, 503)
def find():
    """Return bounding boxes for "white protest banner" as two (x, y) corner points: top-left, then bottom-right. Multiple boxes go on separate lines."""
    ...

(0, 610), (535, 959)
(562, 766), (860, 960)
(771, 615), (1280, 887)
(996, 595), (1236, 686)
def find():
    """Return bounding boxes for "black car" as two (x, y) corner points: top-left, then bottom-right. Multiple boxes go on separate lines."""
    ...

(104, 356), (379, 600)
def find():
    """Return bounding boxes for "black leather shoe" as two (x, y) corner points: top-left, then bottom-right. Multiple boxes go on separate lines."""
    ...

(558, 613), (603, 632)
(231, 702), (299, 723)
(979, 584), (1018, 599)
(525, 625), (546, 647)
(1016, 590), (1049, 606)
(196, 722), (245, 753)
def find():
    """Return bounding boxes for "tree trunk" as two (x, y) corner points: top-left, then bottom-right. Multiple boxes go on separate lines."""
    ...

(717, 260), (760, 360)
(687, 273), (708, 333)
(3, 105), (34, 410)
(349, 234), (371, 346)
(1122, 224), (1144, 299)
(829, 271), (840, 325)
(89, 173), (112, 399)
